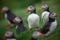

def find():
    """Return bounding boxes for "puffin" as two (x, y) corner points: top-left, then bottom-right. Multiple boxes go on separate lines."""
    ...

(31, 4), (57, 40)
(26, 5), (40, 30)
(1, 6), (26, 34)
(4, 31), (16, 40)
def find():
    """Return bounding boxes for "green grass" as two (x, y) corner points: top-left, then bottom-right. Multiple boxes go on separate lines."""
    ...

(0, 0), (60, 40)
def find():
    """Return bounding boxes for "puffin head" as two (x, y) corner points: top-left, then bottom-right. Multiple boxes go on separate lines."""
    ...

(26, 5), (36, 14)
(1, 6), (9, 13)
(40, 4), (49, 12)
(4, 31), (16, 40)
(4, 31), (14, 38)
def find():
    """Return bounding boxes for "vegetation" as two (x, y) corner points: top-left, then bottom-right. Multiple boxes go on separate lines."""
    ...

(0, 0), (60, 40)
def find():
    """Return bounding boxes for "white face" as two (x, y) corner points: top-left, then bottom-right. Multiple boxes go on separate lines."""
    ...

(1, 7), (9, 13)
(5, 31), (13, 37)
(7, 39), (16, 40)
(15, 17), (21, 23)
(40, 4), (49, 11)
(28, 6), (34, 11)
(27, 6), (35, 13)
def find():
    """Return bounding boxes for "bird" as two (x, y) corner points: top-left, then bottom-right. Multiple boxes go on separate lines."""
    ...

(26, 5), (40, 30)
(31, 4), (57, 40)
(4, 31), (16, 40)
(1, 6), (26, 34)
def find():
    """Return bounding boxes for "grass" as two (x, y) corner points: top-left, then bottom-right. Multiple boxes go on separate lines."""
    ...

(0, 0), (60, 40)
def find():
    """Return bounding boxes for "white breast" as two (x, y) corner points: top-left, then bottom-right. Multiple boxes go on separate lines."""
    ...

(41, 11), (50, 23)
(49, 20), (57, 32)
(5, 14), (8, 19)
(27, 13), (40, 29)
(45, 20), (57, 36)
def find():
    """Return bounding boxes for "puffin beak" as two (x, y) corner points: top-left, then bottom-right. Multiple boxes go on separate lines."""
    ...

(13, 18), (16, 23)
(40, 6), (43, 10)
(1, 9), (4, 13)
(54, 13), (58, 17)
(26, 8), (29, 13)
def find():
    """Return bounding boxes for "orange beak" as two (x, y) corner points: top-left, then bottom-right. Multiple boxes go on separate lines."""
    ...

(39, 6), (42, 10)
(26, 8), (30, 13)
(0, 9), (4, 13)
(39, 6), (42, 11)
(54, 13), (58, 17)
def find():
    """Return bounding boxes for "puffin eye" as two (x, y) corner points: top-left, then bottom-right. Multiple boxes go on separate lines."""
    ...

(30, 6), (33, 9)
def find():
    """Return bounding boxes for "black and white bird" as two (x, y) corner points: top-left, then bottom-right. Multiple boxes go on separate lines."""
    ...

(41, 4), (57, 34)
(4, 31), (16, 40)
(31, 4), (57, 40)
(1, 6), (26, 34)
(26, 5), (40, 30)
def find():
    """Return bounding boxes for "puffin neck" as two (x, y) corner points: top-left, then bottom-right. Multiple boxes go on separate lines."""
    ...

(44, 8), (50, 12)
(43, 10), (50, 13)
(6, 10), (11, 14)
(30, 9), (36, 14)
(30, 11), (36, 14)
(30, 12), (36, 14)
